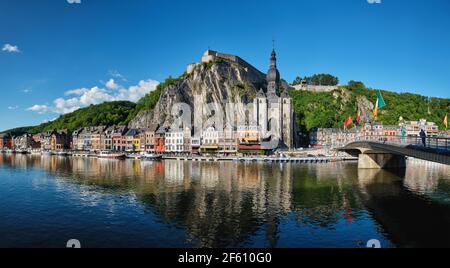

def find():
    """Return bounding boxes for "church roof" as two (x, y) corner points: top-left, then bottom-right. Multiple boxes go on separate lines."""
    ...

(256, 88), (266, 98)
(281, 89), (290, 98)
(267, 49), (280, 83)
(266, 90), (279, 98)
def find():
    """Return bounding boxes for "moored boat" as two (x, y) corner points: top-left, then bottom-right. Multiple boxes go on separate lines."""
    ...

(55, 151), (68, 156)
(42, 151), (53, 156)
(126, 153), (141, 159)
(141, 153), (162, 161)
(97, 151), (126, 159)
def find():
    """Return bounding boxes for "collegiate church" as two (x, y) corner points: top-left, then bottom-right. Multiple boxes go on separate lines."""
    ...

(253, 49), (294, 149)
(199, 48), (295, 149)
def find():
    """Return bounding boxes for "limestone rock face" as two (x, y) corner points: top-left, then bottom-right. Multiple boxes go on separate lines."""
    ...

(128, 110), (154, 130)
(128, 60), (268, 131)
(356, 95), (376, 122)
(331, 87), (376, 123)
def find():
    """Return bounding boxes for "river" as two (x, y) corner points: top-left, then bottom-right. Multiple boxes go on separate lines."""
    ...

(0, 154), (449, 248)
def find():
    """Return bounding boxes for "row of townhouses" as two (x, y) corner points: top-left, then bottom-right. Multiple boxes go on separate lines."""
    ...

(0, 130), (71, 151)
(1, 119), (446, 153)
(1, 124), (270, 155)
(310, 119), (441, 148)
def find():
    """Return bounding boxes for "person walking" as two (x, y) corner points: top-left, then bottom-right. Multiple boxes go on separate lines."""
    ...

(419, 129), (427, 147)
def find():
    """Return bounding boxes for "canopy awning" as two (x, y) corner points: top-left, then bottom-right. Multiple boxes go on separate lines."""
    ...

(200, 145), (219, 149)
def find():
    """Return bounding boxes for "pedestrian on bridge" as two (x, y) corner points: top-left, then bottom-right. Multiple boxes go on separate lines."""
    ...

(419, 129), (427, 147)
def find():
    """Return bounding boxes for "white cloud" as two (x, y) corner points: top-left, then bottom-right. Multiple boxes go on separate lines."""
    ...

(8, 105), (19, 110)
(2, 44), (20, 53)
(105, 79), (119, 90)
(55, 86), (114, 114)
(53, 98), (81, 114)
(42, 118), (57, 124)
(67, 0), (81, 4)
(109, 70), (127, 81)
(27, 105), (49, 114)
(116, 80), (160, 102)
(27, 79), (160, 115)
(65, 88), (89, 96)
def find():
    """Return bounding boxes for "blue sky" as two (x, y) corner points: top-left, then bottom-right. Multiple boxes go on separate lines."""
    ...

(1, 0), (450, 131)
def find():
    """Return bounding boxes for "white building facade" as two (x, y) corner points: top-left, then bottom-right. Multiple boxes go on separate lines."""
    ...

(253, 49), (294, 149)
(165, 131), (184, 153)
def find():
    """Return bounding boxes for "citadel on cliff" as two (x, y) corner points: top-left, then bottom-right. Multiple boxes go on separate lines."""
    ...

(198, 49), (295, 149)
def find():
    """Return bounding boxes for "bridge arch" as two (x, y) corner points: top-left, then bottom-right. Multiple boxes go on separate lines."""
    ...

(339, 141), (450, 169)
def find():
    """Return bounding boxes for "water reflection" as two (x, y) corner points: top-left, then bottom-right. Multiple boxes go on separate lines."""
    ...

(0, 154), (449, 248)
(358, 166), (450, 248)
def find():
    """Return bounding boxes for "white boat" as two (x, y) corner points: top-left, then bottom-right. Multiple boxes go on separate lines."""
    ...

(42, 151), (53, 156)
(141, 153), (162, 161)
(126, 153), (141, 159)
(55, 151), (68, 156)
(97, 151), (126, 159)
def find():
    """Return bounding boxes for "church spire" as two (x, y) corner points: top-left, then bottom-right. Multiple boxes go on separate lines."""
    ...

(267, 45), (280, 96)
(270, 49), (277, 68)
(270, 37), (277, 68)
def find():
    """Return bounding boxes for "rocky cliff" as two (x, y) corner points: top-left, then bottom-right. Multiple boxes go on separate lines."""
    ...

(332, 87), (375, 121)
(128, 59), (271, 130)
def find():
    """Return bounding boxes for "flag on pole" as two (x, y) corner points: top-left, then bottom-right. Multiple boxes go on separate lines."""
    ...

(376, 90), (386, 109)
(344, 116), (353, 129)
(373, 98), (379, 120)
(356, 109), (361, 125)
(444, 114), (448, 129)
(373, 90), (386, 120)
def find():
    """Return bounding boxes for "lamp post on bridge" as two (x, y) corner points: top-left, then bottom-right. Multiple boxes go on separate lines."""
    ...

(399, 116), (406, 145)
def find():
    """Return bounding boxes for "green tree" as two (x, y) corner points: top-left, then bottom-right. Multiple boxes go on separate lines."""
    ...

(347, 80), (366, 91)
(303, 74), (339, 86)
(22, 101), (137, 134)
(292, 76), (303, 85)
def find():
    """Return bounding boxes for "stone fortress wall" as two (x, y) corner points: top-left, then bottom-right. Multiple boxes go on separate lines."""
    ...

(189, 50), (338, 94)
(291, 84), (338, 92)
(187, 50), (265, 76)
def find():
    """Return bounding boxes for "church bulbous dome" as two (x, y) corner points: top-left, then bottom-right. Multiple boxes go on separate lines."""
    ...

(267, 67), (280, 82)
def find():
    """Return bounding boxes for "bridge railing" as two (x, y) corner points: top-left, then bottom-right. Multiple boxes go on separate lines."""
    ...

(350, 135), (450, 151)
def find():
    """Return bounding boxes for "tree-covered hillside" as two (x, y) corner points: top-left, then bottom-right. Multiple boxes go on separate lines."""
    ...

(4, 101), (137, 135)
(124, 75), (184, 123)
(290, 82), (450, 134)
(1, 76), (179, 135)
(1, 76), (182, 136)
(292, 73), (339, 86)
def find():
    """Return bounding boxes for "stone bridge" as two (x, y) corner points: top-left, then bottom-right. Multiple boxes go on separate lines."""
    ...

(338, 136), (450, 169)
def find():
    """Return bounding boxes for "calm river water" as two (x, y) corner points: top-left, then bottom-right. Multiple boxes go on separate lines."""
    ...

(0, 154), (449, 248)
